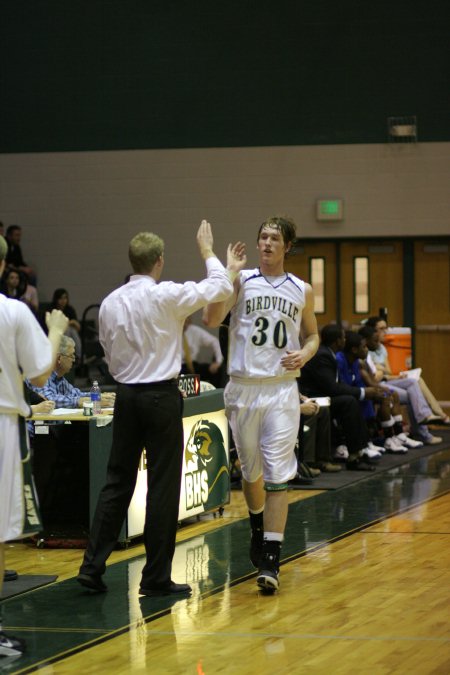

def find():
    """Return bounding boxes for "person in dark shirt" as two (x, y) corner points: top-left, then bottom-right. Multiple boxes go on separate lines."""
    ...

(0, 266), (39, 314)
(51, 288), (80, 329)
(51, 288), (82, 359)
(300, 324), (386, 470)
(5, 225), (36, 284)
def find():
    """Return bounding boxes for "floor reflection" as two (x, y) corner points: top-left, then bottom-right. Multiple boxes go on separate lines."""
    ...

(283, 448), (450, 563)
(3, 448), (449, 673)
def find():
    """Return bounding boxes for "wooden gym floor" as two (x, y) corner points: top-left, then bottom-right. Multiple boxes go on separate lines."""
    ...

(2, 446), (450, 674)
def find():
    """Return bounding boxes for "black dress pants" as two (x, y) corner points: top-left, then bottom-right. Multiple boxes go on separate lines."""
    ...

(330, 395), (369, 456)
(300, 407), (332, 464)
(80, 380), (184, 587)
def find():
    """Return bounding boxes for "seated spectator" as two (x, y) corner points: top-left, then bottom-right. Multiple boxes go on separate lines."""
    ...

(290, 398), (328, 485)
(30, 399), (55, 416)
(21, 275), (39, 313)
(358, 325), (425, 449)
(338, 330), (422, 454)
(358, 326), (424, 450)
(298, 396), (342, 473)
(22, 385), (57, 445)
(336, 331), (378, 421)
(181, 315), (224, 387)
(1, 266), (26, 300)
(0, 266), (39, 313)
(300, 324), (386, 471)
(26, 386), (88, 530)
(26, 397), (56, 445)
(5, 224), (37, 285)
(365, 317), (443, 444)
(51, 288), (82, 360)
(27, 335), (115, 409)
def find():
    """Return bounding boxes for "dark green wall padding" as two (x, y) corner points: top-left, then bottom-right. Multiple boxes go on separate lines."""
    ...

(1, 1), (449, 153)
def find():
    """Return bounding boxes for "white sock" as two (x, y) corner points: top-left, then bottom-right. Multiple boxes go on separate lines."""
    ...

(264, 532), (284, 542)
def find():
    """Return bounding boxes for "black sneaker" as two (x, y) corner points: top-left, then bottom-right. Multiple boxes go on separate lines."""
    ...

(257, 541), (281, 593)
(250, 529), (264, 568)
(257, 552), (280, 592)
(0, 632), (26, 657)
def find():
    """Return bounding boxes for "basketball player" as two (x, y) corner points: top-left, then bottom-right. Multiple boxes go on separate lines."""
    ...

(0, 234), (68, 659)
(203, 216), (319, 592)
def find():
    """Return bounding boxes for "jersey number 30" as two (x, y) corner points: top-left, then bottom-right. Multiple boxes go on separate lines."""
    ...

(251, 317), (288, 349)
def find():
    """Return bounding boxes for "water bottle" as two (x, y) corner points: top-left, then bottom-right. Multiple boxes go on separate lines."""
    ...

(90, 380), (102, 415)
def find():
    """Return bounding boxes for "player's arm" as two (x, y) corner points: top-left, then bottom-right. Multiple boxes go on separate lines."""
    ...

(281, 283), (319, 370)
(298, 284), (320, 365)
(203, 278), (239, 328)
(203, 241), (246, 328)
(360, 359), (377, 386)
(373, 363), (385, 381)
(382, 351), (406, 379)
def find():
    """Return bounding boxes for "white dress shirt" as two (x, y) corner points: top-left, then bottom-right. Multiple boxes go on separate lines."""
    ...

(99, 257), (232, 383)
(183, 324), (223, 366)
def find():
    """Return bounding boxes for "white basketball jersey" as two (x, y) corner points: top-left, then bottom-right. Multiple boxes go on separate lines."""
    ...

(228, 268), (306, 378)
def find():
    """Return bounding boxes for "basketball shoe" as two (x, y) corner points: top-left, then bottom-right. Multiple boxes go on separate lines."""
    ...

(384, 436), (408, 454)
(0, 632), (26, 657)
(257, 540), (281, 593)
(250, 528), (264, 568)
(395, 433), (423, 448)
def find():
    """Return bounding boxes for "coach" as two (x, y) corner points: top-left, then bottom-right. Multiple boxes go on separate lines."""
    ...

(78, 221), (245, 597)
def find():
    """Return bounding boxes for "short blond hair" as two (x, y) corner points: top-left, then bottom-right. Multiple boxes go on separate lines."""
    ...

(129, 232), (164, 274)
(0, 235), (7, 261)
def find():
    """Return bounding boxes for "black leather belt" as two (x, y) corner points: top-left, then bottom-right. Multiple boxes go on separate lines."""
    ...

(123, 379), (177, 388)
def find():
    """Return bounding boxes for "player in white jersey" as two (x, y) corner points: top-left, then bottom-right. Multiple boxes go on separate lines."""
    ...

(0, 234), (68, 660)
(204, 216), (319, 592)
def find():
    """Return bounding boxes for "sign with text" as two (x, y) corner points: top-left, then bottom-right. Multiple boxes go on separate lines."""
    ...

(178, 374), (201, 397)
(127, 408), (229, 537)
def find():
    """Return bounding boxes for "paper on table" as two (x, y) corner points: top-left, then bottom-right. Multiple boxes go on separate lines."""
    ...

(309, 396), (331, 407)
(96, 415), (113, 427)
(33, 407), (115, 417)
(35, 407), (81, 416)
(399, 367), (422, 381)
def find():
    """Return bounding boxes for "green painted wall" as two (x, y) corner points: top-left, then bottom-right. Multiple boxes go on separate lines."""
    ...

(1, 1), (449, 152)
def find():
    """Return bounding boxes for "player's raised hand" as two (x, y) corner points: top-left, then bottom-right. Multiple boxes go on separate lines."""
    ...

(227, 241), (247, 273)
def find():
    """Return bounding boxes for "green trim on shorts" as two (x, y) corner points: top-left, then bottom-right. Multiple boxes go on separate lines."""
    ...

(264, 482), (288, 492)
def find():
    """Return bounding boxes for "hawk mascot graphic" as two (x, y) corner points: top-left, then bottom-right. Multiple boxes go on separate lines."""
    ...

(184, 419), (229, 511)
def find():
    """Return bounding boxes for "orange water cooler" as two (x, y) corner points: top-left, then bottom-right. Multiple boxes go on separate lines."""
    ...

(384, 327), (412, 375)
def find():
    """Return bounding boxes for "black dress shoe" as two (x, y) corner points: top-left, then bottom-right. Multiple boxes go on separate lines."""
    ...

(289, 473), (314, 487)
(346, 459), (376, 472)
(139, 581), (192, 597)
(418, 415), (442, 425)
(4, 570), (18, 582)
(317, 462), (343, 473)
(298, 461), (320, 478)
(76, 573), (108, 592)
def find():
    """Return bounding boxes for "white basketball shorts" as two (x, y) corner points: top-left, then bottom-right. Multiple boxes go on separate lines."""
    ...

(224, 378), (299, 485)
(0, 414), (29, 542)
